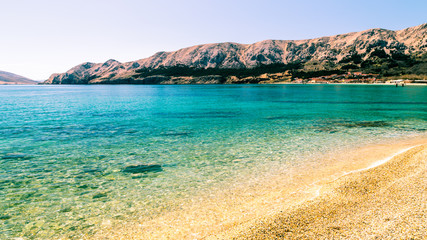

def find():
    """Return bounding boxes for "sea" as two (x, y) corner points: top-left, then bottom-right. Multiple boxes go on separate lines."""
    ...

(1, 84), (426, 239)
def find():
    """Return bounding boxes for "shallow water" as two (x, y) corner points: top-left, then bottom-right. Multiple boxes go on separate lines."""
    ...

(0, 84), (426, 239)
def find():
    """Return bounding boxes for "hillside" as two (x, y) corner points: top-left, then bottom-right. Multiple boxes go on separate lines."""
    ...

(0, 71), (37, 85)
(43, 23), (427, 84)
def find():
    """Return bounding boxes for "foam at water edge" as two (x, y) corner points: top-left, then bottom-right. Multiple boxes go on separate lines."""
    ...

(365, 145), (421, 170)
(313, 144), (422, 197)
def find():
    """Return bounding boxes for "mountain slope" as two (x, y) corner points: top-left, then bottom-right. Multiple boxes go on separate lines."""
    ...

(44, 23), (427, 84)
(0, 71), (37, 85)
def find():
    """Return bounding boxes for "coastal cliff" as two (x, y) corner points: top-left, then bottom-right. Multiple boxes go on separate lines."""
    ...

(43, 23), (427, 84)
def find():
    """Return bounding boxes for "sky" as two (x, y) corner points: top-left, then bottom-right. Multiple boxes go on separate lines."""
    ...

(0, 0), (426, 80)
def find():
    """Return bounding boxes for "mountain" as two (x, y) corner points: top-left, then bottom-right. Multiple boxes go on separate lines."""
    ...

(43, 23), (427, 84)
(0, 71), (37, 85)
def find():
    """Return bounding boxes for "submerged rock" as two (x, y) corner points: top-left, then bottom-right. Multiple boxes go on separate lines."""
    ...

(122, 164), (163, 174)
(80, 168), (104, 174)
(342, 121), (390, 128)
(0, 215), (11, 220)
(2, 153), (30, 159)
(59, 207), (72, 213)
(92, 192), (108, 199)
(264, 116), (287, 120)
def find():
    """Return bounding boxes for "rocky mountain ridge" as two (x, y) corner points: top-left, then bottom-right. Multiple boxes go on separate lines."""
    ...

(44, 23), (427, 84)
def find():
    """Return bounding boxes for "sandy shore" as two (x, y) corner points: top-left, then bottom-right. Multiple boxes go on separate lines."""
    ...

(89, 137), (427, 239)
(211, 144), (427, 239)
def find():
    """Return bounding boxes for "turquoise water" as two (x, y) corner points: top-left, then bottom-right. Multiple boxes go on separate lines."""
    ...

(0, 84), (426, 238)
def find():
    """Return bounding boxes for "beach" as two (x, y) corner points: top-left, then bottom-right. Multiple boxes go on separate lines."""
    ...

(89, 136), (427, 239)
(211, 141), (427, 239)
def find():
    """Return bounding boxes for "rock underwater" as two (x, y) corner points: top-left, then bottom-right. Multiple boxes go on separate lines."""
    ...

(122, 164), (163, 174)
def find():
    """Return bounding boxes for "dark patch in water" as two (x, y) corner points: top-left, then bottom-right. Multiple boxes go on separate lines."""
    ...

(264, 116), (288, 120)
(32, 167), (52, 173)
(124, 129), (138, 134)
(77, 184), (98, 189)
(1, 179), (32, 188)
(73, 175), (86, 179)
(49, 185), (62, 190)
(340, 121), (390, 128)
(59, 207), (72, 213)
(114, 215), (125, 220)
(0, 179), (13, 185)
(368, 108), (410, 111)
(311, 120), (392, 133)
(313, 126), (339, 133)
(122, 164), (163, 174)
(160, 131), (192, 136)
(318, 120), (391, 128)
(0, 215), (11, 220)
(68, 226), (77, 231)
(92, 192), (108, 199)
(2, 153), (31, 160)
(315, 129), (339, 134)
(19, 191), (41, 200)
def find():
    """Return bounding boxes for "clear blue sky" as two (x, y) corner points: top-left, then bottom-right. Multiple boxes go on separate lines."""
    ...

(1, 0), (425, 80)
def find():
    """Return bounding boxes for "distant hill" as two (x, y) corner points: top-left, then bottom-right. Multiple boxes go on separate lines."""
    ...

(0, 71), (37, 84)
(43, 23), (427, 84)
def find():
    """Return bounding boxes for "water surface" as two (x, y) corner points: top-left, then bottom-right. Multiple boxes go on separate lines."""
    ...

(0, 84), (426, 238)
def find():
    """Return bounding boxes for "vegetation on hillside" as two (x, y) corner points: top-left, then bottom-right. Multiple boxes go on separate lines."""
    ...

(357, 51), (427, 77)
(131, 49), (426, 82)
(134, 62), (303, 78)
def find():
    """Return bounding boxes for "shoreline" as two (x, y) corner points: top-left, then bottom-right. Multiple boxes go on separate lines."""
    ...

(3, 81), (427, 86)
(211, 141), (427, 239)
(270, 82), (427, 86)
(92, 135), (427, 239)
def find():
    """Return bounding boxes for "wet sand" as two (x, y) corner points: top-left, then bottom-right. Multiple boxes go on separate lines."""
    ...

(212, 144), (427, 239)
